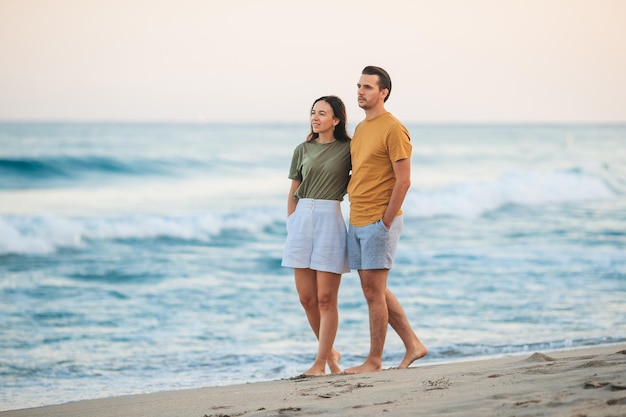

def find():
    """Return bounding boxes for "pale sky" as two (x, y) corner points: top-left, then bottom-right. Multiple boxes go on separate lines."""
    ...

(1, 0), (625, 123)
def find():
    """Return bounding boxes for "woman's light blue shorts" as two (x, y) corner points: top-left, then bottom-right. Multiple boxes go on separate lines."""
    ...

(281, 198), (349, 274)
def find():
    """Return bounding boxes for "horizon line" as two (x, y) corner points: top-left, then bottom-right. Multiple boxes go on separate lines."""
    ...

(1, 118), (626, 126)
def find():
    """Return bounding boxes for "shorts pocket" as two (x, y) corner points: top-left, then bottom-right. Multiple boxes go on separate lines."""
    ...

(286, 212), (296, 230)
(376, 219), (390, 232)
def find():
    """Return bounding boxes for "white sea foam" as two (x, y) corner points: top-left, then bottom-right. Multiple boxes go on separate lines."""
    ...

(0, 215), (84, 255)
(0, 168), (617, 255)
(404, 168), (617, 218)
(0, 207), (286, 255)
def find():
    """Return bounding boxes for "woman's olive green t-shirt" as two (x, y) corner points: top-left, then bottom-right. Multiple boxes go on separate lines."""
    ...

(288, 139), (351, 202)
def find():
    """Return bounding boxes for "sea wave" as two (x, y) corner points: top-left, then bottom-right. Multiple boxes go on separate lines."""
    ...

(0, 156), (206, 189)
(404, 166), (621, 218)
(0, 167), (621, 256)
(0, 208), (286, 256)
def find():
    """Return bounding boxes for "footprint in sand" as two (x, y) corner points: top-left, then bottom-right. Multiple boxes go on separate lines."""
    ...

(577, 360), (610, 368)
(607, 397), (626, 405)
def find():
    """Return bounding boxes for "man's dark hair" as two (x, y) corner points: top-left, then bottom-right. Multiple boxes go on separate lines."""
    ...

(362, 66), (392, 102)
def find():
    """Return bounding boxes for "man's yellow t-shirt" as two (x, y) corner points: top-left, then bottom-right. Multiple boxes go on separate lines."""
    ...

(348, 112), (412, 226)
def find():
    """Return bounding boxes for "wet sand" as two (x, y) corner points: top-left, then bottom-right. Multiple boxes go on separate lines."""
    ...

(2, 344), (625, 417)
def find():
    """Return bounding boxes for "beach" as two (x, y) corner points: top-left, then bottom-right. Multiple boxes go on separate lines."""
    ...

(2, 344), (624, 417)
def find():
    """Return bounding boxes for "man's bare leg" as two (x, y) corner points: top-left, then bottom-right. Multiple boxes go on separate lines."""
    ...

(386, 289), (428, 368)
(344, 269), (389, 374)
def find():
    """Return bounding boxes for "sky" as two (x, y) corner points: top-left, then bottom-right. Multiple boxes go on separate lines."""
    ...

(1, 0), (625, 123)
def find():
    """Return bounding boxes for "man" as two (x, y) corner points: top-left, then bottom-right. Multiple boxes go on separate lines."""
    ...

(345, 66), (428, 374)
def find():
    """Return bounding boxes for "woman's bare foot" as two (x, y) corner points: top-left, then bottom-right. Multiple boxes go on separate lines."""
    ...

(303, 358), (327, 376)
(328, 349), (342, 374)
(398, 341), (428, 369)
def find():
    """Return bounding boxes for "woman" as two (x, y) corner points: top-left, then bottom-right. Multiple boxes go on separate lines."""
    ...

(281, 95), (352, 376)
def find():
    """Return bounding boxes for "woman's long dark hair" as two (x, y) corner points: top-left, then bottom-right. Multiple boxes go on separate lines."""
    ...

(306, 95), (351, 143)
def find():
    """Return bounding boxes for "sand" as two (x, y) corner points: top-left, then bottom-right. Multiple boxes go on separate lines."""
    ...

(2, 344), (625, 417)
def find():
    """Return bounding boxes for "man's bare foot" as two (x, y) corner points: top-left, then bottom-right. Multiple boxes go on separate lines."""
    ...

(343, 358), (382, 374)
(303, 358), (327, 376)
(398, 341), (428, 369)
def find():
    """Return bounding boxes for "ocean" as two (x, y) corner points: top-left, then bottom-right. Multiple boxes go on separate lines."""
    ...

(1, 122), (625, 411)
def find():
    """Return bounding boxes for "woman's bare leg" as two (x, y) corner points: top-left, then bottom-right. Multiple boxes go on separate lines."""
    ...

(312, 271), (341, 374)
(294, 268), (342, 375)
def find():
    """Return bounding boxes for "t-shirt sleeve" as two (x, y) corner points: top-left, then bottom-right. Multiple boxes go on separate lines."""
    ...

(387, 124), (412, 162)
(288, 144), (303, 180)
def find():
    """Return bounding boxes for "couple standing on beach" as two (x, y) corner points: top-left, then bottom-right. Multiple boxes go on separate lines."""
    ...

(281, 66), (428, 376)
